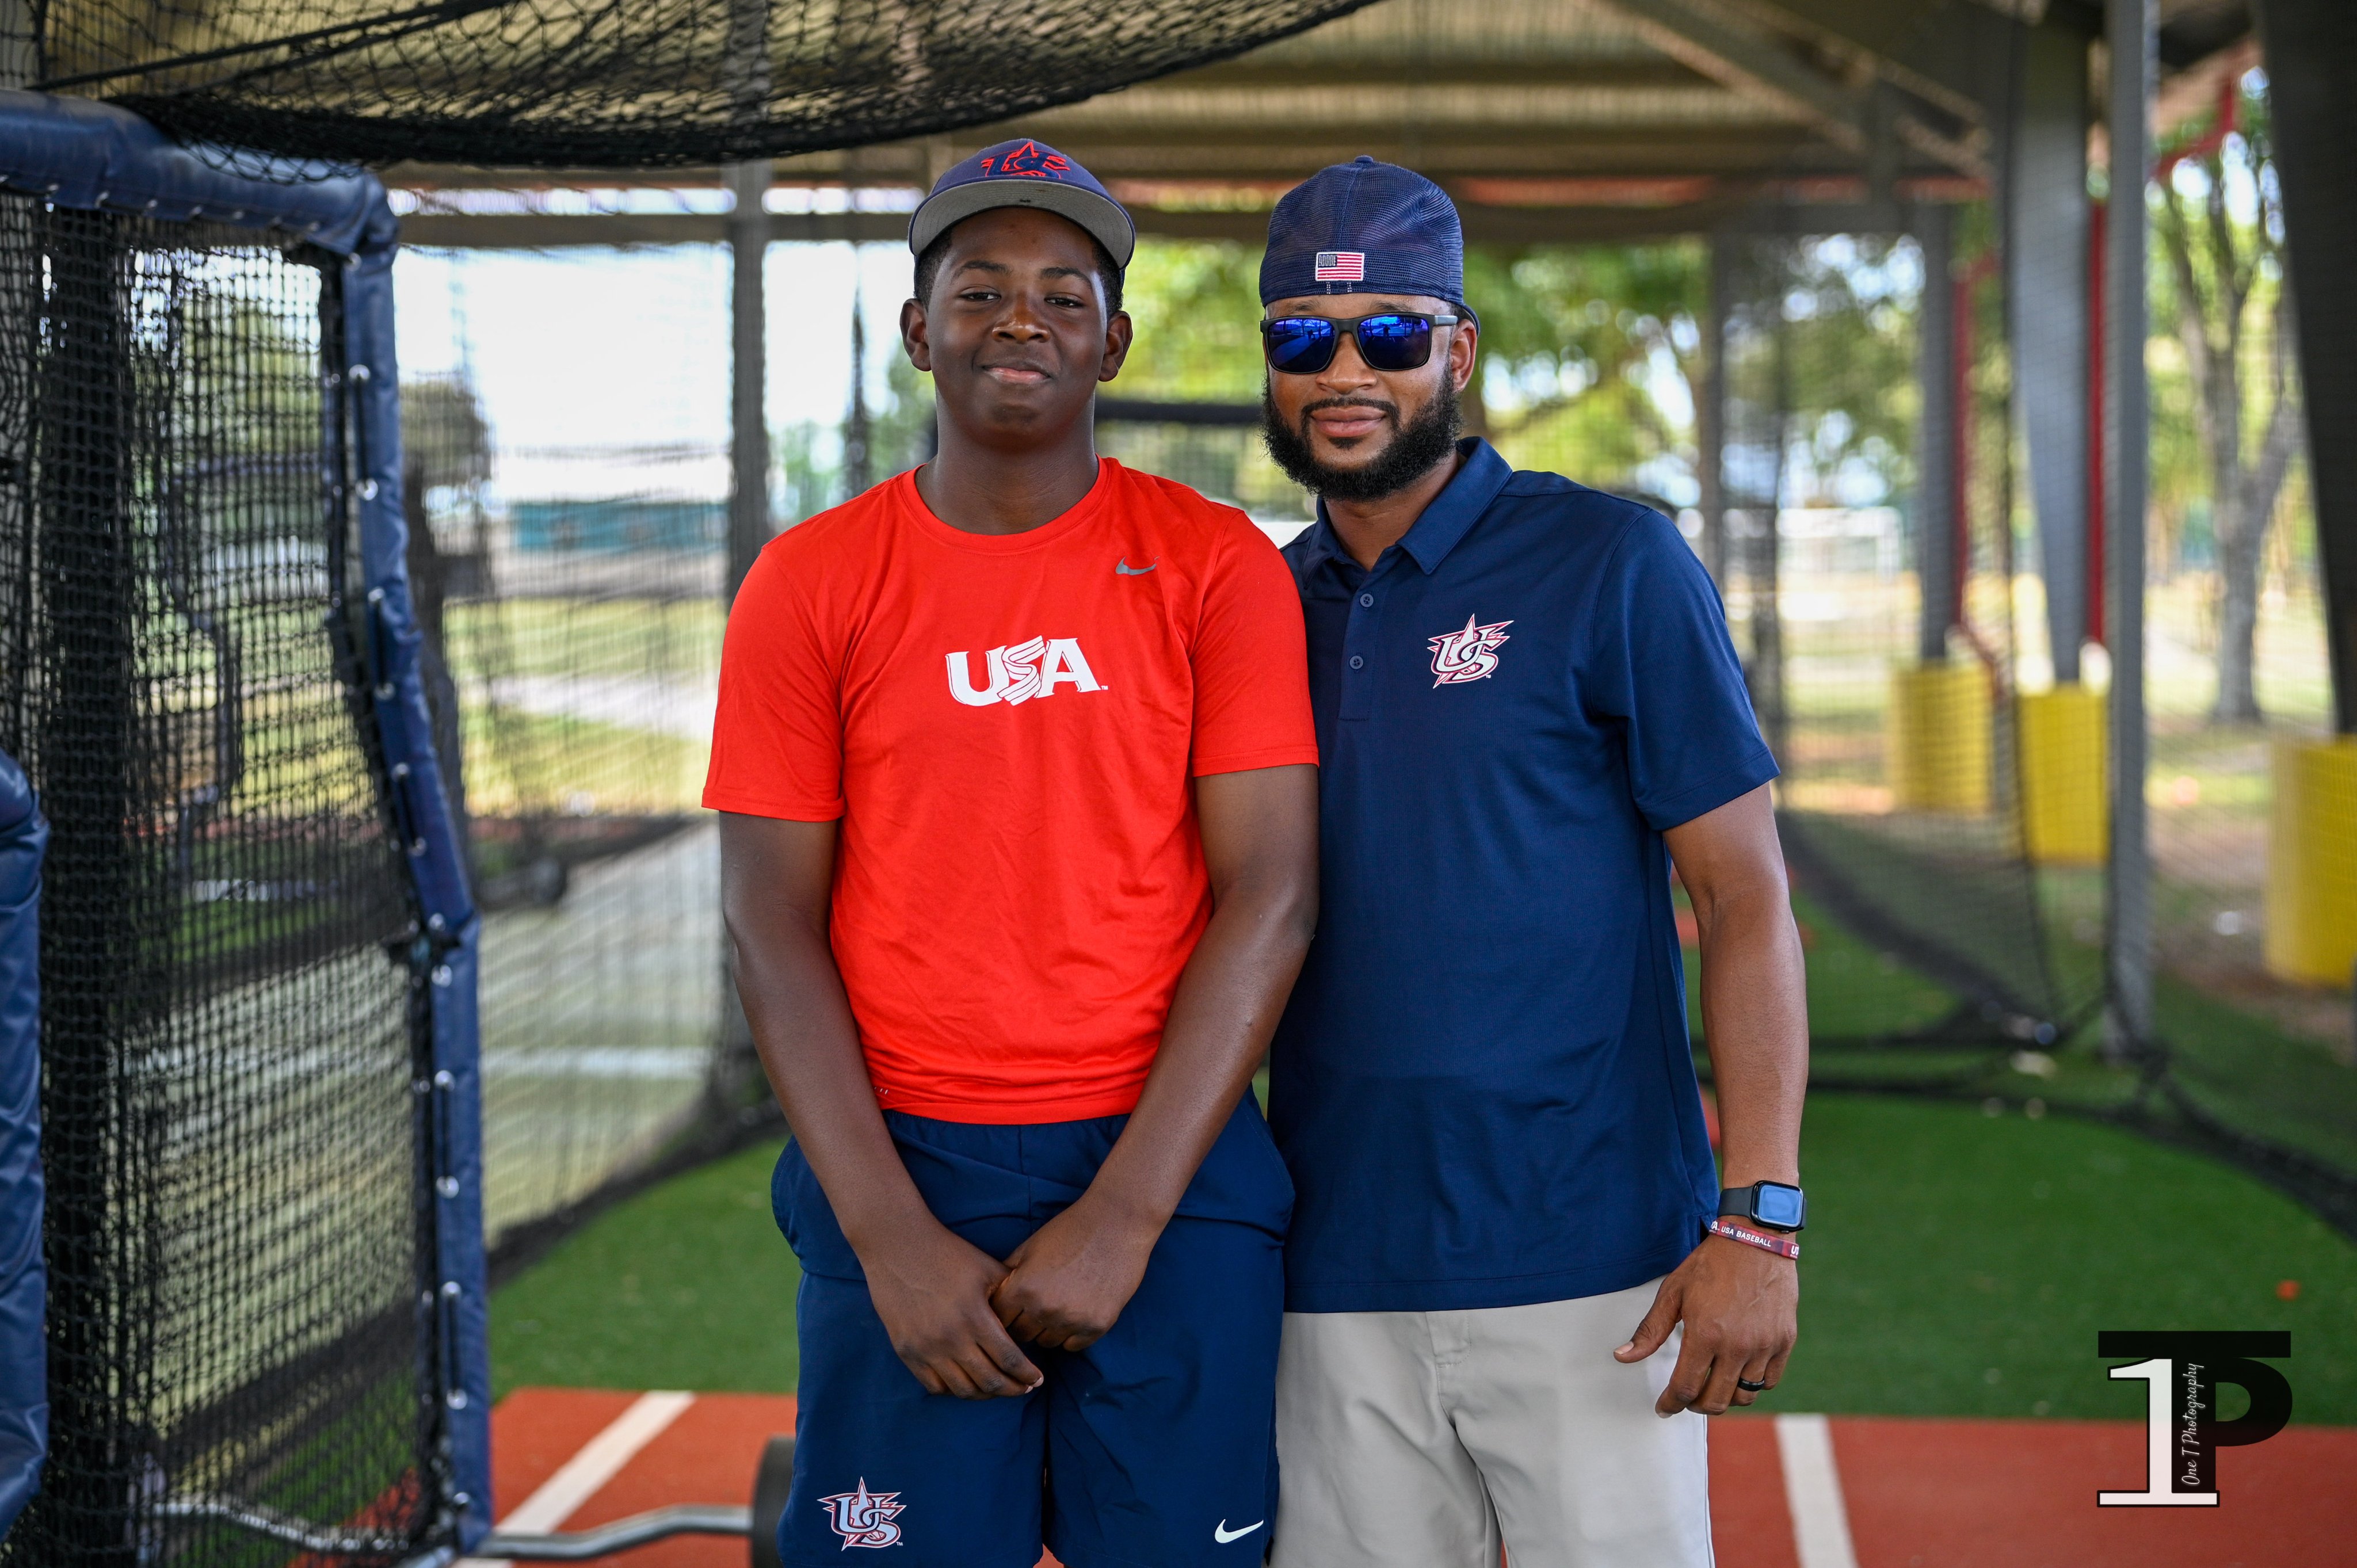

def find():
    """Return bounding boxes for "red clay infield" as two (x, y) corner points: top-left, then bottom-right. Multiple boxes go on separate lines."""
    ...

(468, 1387), (2354, 1567)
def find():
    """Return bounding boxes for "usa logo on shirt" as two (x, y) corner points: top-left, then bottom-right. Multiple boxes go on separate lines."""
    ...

(819, 1479), (906, 1548)
(1313, 251), (1366, 283)
(945, 636), (1104, 706)
(1427, 615), (1512, 686)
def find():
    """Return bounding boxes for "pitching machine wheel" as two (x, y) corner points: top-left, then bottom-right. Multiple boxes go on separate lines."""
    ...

(749, 1433), (794, 1568)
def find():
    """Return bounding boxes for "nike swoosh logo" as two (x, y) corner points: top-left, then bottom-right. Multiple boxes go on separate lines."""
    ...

(1115, 558), (1158, 575)
(1214, 1520), (1264, 1544)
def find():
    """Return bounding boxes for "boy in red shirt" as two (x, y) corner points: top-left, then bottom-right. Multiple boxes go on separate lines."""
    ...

(705, 140), (1318, 1568)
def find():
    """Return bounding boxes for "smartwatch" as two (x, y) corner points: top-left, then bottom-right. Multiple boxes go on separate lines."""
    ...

(1719, 1181), (1806, 1233)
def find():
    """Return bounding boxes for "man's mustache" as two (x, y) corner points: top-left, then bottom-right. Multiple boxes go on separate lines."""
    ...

(1298, 396), (1399, 427)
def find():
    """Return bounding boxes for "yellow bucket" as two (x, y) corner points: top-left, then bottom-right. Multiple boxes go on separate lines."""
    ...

(2264, 736), (2357, 987)
(2019, 685), (2107, 866)
(1888, 662), (1991, 814)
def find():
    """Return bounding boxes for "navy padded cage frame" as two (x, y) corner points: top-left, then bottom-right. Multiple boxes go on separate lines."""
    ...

(0, 90), (490, 1563)
(0, 747), (44, 1539)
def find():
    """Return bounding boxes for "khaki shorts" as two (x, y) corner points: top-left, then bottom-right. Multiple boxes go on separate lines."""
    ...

(1271, 1279), (1713, 1568)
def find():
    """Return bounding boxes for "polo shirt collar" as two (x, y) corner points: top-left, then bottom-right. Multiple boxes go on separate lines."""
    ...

(1303, 438), (1515, 576)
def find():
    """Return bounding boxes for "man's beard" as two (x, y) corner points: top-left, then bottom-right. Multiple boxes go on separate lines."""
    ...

(1260, 376), (1462, 503)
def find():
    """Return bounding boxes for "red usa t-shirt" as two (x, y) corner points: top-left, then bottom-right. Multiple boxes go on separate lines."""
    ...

(703, 460), (1318, 1123)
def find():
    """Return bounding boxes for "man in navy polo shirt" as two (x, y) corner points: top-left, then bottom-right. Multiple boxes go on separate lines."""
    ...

(1255, 157), (1810, 1568)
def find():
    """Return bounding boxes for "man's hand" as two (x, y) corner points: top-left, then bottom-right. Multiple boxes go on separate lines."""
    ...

(860, 1219), (1044, 1400)
(1652, 784), (1807, 1415)
(997, 764), (1314, 1353)
(990, 1194), (1161, 1353)
(1614, 1234), (1798, 1415)
(722, 814), (1045, 1404)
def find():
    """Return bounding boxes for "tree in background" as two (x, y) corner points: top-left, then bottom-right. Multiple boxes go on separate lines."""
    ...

(1756, 236), (1917, 509)
(2152, 70), (2302, 725)
(1468, 238), (1914, 513)
(1466, 243), (1705, 498)
(1111, 234), (1915, 524)
(1117, 242), (1266, 402)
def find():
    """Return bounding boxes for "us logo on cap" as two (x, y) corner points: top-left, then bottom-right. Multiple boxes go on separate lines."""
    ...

(1313, 251), (1366, 282)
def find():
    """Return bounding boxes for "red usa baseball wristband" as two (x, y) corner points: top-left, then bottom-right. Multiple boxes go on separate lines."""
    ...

(1708, 1217), (1801, 1261)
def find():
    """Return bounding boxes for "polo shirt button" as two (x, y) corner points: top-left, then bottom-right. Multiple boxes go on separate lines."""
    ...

(1348, 655), (1365, 670)
(1359, 593), (1374, 606)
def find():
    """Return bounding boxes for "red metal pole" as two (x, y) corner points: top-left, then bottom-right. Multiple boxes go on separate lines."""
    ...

(2088, 196), (2108, 650)
(1952, 253), (2001, 642)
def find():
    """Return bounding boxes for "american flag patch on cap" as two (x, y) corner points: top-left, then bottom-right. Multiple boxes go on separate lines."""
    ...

(1313, 250), (1366, 282)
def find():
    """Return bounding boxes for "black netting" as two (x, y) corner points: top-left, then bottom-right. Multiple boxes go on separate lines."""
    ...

(0, 197), (440, 1565)
(1094, 404), (1308, 533)
(401, 367), (755, 1269)
(34, 1), (1379, 170)
(1726, 228), (2101, 1045)
(1692, 215), (2356, 1236)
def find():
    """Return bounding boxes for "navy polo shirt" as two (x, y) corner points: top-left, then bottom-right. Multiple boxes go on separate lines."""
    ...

(1270, 439), (1778, 1314)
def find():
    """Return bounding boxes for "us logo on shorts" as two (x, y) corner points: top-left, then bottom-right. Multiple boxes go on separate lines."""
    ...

(819, 1479), (907, 1548)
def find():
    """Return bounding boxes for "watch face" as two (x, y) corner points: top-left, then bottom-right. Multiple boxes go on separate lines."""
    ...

(1756, 1184), (1806, 1229)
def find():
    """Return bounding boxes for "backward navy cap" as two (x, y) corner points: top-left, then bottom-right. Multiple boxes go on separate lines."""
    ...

(910, 138), (1136, 269)
(1261, 155), (1471, 321)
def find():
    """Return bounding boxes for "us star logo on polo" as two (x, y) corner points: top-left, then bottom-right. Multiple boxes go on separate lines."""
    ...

(945, 637), (1104, 706)
(1427, 614), (1513, 686)
(818, 1479), (906, 1548)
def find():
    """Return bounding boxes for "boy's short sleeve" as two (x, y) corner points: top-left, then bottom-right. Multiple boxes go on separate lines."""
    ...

(1585, 508), (1778, 831)
(701, 546), (846, 821)
(1189, 519), (1321, 777)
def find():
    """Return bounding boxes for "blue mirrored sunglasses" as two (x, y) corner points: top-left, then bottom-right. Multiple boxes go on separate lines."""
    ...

(1261, 312), (1460, 375)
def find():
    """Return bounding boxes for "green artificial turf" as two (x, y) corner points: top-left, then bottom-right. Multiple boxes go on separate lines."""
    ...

(1779, 1094), (2357, 1424)
(489, 1096), (2356, 1424)
(490, 1138), (800, 1397)
(1678, 888), (1962, 1047)
(490, 883), (2355, 1418)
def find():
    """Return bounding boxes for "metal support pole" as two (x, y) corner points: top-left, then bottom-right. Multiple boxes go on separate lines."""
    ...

(718, 0), (772, 1126)
(1748, 277), (1790, 760)
(2105, 0), (2155, 1054)
(1914, 202), (1957, 663)
(1699, 234), (1729, 590)
(722, 0), (772, 601)
(843, 279), (872, 498)
(2010, 14), (2095, 685)
(2255, 0), (2357, 734)
(725, 157), (771, 601)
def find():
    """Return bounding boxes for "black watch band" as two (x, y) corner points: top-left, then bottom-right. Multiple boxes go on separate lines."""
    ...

(1719, 1181), (1806, 1233)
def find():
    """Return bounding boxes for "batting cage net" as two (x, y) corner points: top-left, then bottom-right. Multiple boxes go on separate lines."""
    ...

(0, 96), (487, 1566)
(1486, 199), (2355, 1233)
(1710, 227), (2107, 1063)
(391, 238), (779, 1269)
(401, 370), (746, 1262)
(31, 0), (1379, 169)
(0, 208), (425, 1565)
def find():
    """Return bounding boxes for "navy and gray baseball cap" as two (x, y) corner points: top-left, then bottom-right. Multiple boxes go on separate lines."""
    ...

(1261, 155), (1470, 320)
(909, 139), (1136, 268)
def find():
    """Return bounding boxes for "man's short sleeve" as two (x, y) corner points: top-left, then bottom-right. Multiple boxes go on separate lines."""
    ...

(1190, 520), (1321, 777)
(1585, 508), (1778, 830)
(701, 545), (846, 821)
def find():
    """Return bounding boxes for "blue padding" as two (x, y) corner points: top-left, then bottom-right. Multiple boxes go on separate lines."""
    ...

(337, 171), (492, 1548)
(426, 929), (492, 1538)
(0, 750), (48, 1536)
(0, 89), (383, 254)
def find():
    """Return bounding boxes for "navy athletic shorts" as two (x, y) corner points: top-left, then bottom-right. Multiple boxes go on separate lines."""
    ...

(771, 1095), (1292, 1568)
